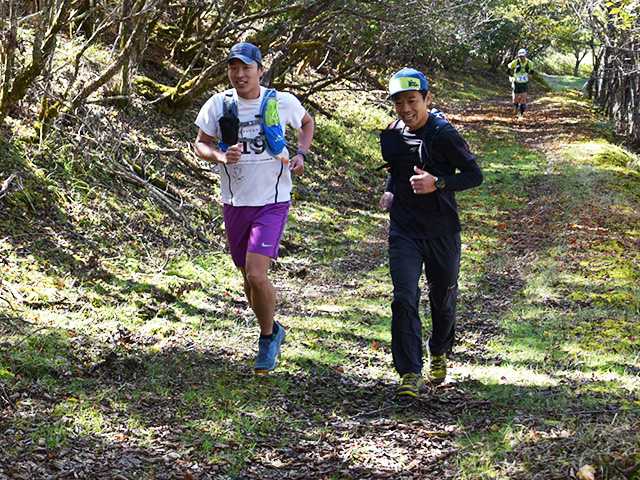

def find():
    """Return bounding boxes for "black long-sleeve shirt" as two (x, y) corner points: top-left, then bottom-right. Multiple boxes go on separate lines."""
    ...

(380, 114), (483, 239)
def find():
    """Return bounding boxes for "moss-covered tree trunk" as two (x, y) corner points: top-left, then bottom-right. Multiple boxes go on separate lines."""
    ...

(0, 0), (19, 123)
(0, 0), (73, 124)
(71, 0), (162, 110)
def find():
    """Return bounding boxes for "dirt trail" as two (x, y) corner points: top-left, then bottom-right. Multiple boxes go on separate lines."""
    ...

(234, 93), (603, 479)
(1, 91), (620, 480)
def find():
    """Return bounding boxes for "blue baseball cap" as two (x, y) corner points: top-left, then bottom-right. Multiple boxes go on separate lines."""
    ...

(227, 42), (262, 65)
(388, 68), (429, 98)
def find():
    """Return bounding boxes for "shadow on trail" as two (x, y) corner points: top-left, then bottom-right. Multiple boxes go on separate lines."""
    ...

(430, 89), (640, 478)
(0, 322), (464, 479)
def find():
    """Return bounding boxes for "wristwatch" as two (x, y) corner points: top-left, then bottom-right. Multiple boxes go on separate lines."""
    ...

(435, 176), (446, 189)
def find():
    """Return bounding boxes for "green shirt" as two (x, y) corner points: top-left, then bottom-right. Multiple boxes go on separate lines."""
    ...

(508, 58), (534, 83)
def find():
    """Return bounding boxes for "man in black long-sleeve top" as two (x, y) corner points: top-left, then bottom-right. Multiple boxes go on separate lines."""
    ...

(379, 68), (483, 397)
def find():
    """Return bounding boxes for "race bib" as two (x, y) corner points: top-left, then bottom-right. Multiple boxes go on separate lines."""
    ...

(239, 122), (260, 142)
(516, 73), (529, 83)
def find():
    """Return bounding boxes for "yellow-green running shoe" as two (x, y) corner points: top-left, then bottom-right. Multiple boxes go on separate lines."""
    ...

(426, 353), (447, 384)
(396, 373), (427, 397)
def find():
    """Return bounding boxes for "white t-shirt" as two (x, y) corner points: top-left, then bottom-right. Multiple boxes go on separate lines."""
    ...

(195, 86), (307, 206)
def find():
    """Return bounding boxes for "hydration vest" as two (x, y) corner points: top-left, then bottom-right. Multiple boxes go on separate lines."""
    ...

(378, 108), (449, 172)
(218, 89), (287, 159)
(514, 59), (531, 74)
(508, 59), (533, 83)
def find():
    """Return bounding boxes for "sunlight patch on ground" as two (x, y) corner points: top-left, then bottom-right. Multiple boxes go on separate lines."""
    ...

(540, 74), (588, 91)
(317, 304), (349, 313)
(455, 364), (559, 387)
(557, 369), (640, 394)
(333, 428), (455, 472)
(293, 204), (341, 223)
(562, 140), (640, 173)
(561, 140), (611, 162)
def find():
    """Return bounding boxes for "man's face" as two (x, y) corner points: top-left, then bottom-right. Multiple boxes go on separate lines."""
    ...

(392, 90), (431, 131)
(227, 58), (264, 99)
(519, 55), (526, 62)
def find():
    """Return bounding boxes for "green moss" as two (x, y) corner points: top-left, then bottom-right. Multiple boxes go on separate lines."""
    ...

(594, 145), (638, 169)
(154, 24), (182, 41)
(133, 75), (173, 100)
(568, 290), (639, 309)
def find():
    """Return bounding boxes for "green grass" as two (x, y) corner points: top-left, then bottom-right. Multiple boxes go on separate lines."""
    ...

(540, 74), (588, 91)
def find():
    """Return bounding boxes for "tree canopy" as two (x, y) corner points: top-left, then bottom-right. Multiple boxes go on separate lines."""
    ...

(0, 0), (638, 142)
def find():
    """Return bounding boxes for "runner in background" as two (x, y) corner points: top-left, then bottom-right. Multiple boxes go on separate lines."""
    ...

(507, 48), (535, 117)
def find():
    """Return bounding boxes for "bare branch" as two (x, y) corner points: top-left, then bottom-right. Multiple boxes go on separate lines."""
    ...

(57, 109), (211, 243)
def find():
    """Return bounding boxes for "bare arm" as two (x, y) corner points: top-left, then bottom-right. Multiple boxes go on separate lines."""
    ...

(289, 112), (314, 175)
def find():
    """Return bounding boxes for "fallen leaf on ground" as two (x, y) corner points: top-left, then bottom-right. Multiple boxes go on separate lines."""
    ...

(577, 464), (596, 480)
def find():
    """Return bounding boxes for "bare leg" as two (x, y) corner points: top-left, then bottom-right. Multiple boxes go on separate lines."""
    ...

(242, 252), (276, 335)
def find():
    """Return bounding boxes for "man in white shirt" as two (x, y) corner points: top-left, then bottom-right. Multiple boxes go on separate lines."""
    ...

(194, 42), (314, 373)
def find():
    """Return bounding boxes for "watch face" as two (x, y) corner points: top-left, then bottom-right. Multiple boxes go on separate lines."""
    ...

(436, 177), (445, 188)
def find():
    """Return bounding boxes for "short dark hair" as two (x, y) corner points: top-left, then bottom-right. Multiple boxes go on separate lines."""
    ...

(391, 89), (429, 101)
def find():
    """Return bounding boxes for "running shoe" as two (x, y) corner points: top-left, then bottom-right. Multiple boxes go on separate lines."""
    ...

(426, 353), (447, 384)
(396, 373), (427, 397)
(254, 322), (286, 373)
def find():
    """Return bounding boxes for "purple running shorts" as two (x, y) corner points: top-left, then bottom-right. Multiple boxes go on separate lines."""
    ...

(223, 201), (290, 269)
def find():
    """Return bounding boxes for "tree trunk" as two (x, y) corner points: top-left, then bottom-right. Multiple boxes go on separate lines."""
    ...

(71, 0), (160, 109)
(0, 0), (73, 124)
(0, 0), (19, 123)
(118, 0), (133, 100)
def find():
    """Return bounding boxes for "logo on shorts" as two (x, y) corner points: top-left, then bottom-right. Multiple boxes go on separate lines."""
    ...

(261, 243), (273, 248)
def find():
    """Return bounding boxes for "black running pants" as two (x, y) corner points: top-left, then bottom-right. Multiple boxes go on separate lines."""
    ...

(388, 230), (461, 376)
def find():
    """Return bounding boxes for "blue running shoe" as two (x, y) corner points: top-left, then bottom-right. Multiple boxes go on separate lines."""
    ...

(254, 322), (286, 373)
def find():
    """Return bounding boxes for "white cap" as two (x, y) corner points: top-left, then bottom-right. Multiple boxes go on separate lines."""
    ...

(518, 48), (527, 57)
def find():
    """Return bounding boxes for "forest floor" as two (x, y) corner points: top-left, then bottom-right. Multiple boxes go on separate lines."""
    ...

(1, 83), (639, 479)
